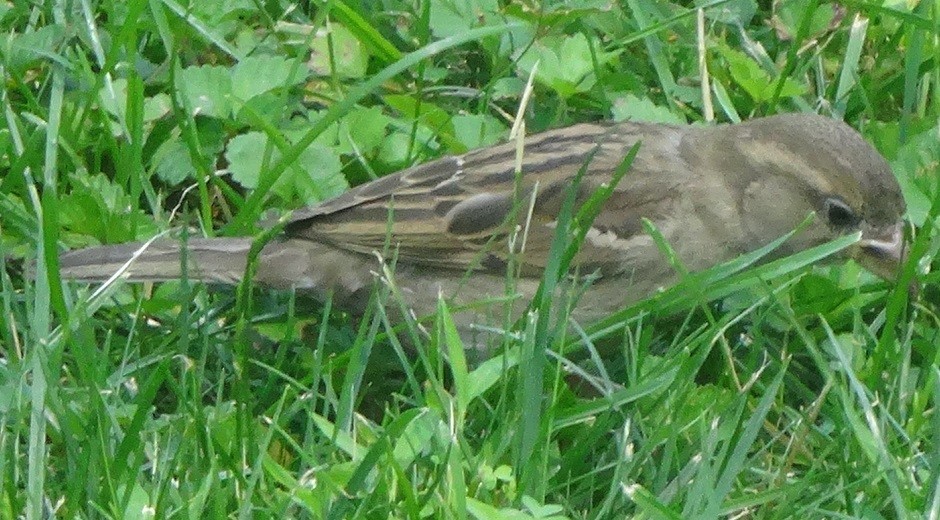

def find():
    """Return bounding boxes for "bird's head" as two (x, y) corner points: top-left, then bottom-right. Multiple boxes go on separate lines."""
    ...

(719, 113), (907, 280)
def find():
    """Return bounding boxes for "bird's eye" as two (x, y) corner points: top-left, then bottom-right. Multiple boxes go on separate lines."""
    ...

(824, 198), (859, 228)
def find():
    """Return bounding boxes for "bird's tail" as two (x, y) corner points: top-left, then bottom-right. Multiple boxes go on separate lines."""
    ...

(58, 238), (253, 285)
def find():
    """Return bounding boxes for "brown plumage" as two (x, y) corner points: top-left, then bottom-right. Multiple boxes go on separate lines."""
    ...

(59, 113), (906, 334)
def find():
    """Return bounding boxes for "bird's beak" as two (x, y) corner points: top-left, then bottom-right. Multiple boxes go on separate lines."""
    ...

(853, 222), (906, 281)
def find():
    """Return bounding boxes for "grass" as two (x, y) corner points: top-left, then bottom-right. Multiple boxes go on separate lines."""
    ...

(2, 0), (940, 518)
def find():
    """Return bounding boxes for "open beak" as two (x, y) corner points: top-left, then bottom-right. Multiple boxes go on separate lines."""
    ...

(853, 222), (906, 281)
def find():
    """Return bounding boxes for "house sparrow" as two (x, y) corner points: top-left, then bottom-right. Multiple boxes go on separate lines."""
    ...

(58, 114), (906, 334)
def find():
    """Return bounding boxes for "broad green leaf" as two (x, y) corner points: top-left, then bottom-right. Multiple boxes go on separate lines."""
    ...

(611, 94), (686, 124)
(226, 132), (347, 204)
(719, 44), (806, 102)
(333, 106), (392, 156)
(178, 64), (233, 118)
(773, 0), (836, 40)
(451, 114), (506, 150)
(309, 23), (370, 79)
(515, 33), (617, 98)
(429, 0), (501, 39)
(153, 137), (196, 184)
(293, 142), (347, 204)
(231, 55), (307, 102)
(225, 132), (268, 189)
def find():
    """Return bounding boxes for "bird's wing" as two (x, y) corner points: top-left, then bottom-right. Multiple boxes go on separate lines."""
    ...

(285, 122), (687, 273)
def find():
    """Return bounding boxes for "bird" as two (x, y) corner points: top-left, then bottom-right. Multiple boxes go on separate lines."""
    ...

(58, 113), (907, 342)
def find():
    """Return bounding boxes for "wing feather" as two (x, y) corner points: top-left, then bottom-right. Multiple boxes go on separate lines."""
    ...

(284, 121), (692, 273)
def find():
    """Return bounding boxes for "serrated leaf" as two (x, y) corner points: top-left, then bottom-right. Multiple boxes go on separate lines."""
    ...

(773, 0), (837, 40)
(226, 132), (348, 204)
(293, 142), (348, 204)
(719, 44), (806, 102)
(225, 132), (268, 189)
(144, 93), (172, 122)
(492, 77), (525, 100)
(376, 132), (415, 169)
(178, 64), (233, 118)
(191, 0), (256, 23)
(231, 55), (307, 102)
(336, 106), (391, 156)
(429, 0), (501, 39)
(611, 94), (686, 124)
(451, 114), (506, 150)
(515, 33), (617, 98)
(96, 77), (169, 135)
(59, 175), (158, 242)
(153, 138), (196, 185)
(309, 24), (369, 79)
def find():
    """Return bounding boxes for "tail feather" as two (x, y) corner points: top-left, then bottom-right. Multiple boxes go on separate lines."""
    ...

(59, 238), (253, 284)
(60, 237), (379, 302)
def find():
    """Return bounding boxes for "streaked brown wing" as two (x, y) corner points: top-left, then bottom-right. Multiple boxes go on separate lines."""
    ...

(284, 121), (680, 273)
